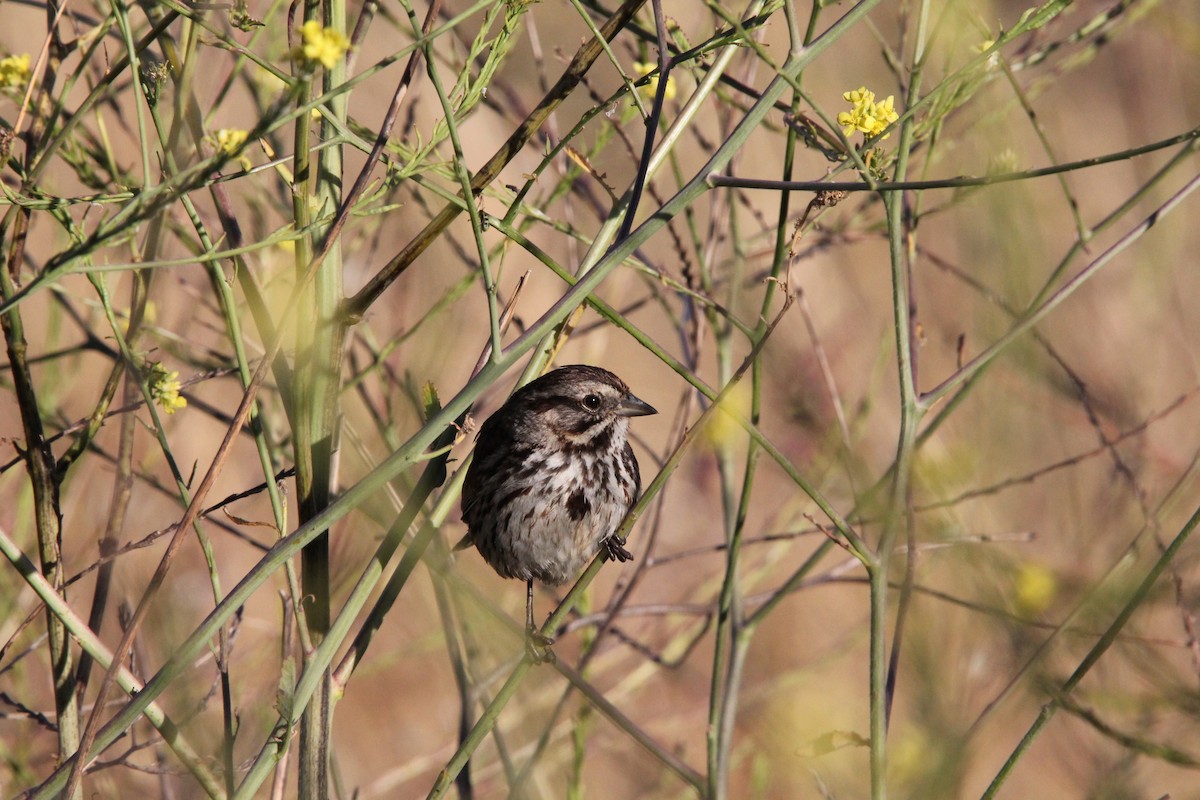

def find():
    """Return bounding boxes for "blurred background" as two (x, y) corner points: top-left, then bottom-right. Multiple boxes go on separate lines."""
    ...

(2, 0), (1200, 797)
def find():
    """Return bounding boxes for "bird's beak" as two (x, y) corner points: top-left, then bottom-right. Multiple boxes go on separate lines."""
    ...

(616, 392), (657, 417)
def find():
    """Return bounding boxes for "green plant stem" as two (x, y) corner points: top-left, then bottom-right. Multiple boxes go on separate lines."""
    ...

(0, 524), (225, 798)
(2, 15), (81, 797)
(344, 0), (651, 317)
(704, 101), (745, 798)
(490, 216), (865, 558)
(554, 658), (705, 790)
(29, 6), (883, 795)
(147, 27), (304, 787)
(920, 166), (1200, 409)
(414, 0), (502, 360)
(710, 36), (811, 792)
(704, 123), (1200, 192)
(982, 499), (1200, 797)
(869, 0), (931, 794)
(293, 1), (350, 794)
(880, 137), (1200, 489)
(0, 79), (308, 319)
(234, 408), (462, 799)
(705, 320), (740, 800)
(513, 0), (764, 391)
(429, 304), (788, 799)
(0, 225), (80, 800)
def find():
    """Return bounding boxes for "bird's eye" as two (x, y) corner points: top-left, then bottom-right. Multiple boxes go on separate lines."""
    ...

(581, 393), (602, 411)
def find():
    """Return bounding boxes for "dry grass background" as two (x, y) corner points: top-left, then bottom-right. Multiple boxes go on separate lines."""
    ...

(2, 0), (1200, 797)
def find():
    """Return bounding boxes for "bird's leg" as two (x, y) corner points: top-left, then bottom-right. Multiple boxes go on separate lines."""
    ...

(525, 578), (555, 664)
(603, 535), (634, 563)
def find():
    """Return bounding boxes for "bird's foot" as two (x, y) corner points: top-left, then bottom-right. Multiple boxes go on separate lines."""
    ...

(603, 536), (634, 563)
(525, 628), (556, 665)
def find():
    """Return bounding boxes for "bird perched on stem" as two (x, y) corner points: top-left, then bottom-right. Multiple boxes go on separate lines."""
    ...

(458, 365), (657, 662)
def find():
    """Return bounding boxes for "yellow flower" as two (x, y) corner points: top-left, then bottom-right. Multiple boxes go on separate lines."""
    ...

(702, 381), (751, 449)
(294, 20), (350, 70)
(974, 39), (1000, 70)
(837, 86), (899, 140)
(147, 362), (187, 415)
(216, 128), (248, 154)
(633, 61), (676, 102)
(1014, 561), (1057, 616)
(0, 53), (31, 92)
(214, 128), (252, 170)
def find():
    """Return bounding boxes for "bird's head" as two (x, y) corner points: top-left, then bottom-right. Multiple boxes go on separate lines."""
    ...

(513, 365), (657, 447)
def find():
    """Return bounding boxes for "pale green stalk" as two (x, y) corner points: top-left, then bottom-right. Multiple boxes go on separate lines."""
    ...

(293, 0), (350, 793)
(411, 0), (503, 360)
(0, 525), (225, 799)
(868, 0), (931, 793)
(30, 5), (885, 795)
(982, 499), (1200, 797)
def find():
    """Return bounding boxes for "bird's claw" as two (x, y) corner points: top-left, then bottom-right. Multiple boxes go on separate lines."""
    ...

(603, 536), (634, 563)
(525, 628), (556, 664)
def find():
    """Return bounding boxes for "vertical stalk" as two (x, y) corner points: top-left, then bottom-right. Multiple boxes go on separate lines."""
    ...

(704, 309), (739, 800)
(708, 2), (816, 791)
(4, 4), (79, 792)
(869, 186), (918, 799)
(701, 73), (748, 786)
(1, 225), (79, 800)
(870, 0), (930, 795)
(713, 79), (805, 800)
(291, 1), (318, 642)
(293, 0), (349, 795)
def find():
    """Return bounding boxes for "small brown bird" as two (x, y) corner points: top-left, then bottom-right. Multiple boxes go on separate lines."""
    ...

(458, 365), (657, 660)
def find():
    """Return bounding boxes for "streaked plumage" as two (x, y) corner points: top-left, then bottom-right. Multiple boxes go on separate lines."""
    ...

(458, 365), (656, 658)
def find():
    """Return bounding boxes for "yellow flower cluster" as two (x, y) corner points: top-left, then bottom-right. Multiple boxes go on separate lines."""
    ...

(633, 61), (676, 102)
(147, 361), (187, 415)
(214, 128), (252, 170)
(293, 20), (350, 70)
(0, 53), (31, 92)
(216, 128), (248, 154)
(837, 86), (899, 140)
